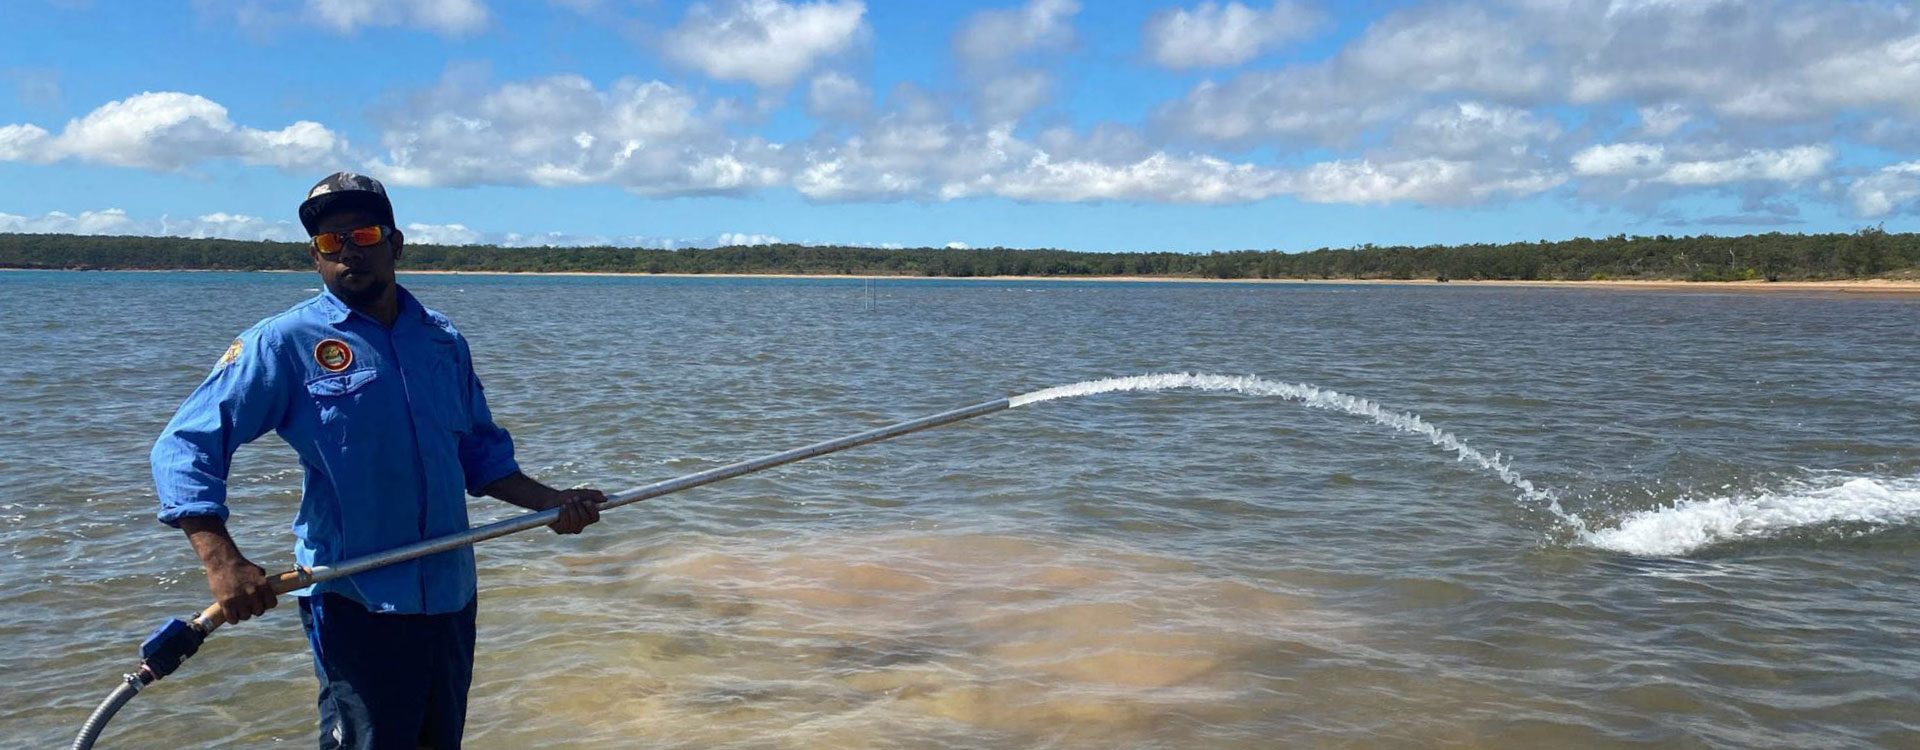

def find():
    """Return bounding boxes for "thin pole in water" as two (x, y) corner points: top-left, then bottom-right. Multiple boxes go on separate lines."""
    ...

(73, 396), (1012, 749)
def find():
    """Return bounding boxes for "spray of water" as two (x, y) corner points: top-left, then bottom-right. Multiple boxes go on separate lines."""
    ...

(1009, 372), (1920, 556)
(1010, 373), (1586, 532)
(1579, 475), (1920, 556)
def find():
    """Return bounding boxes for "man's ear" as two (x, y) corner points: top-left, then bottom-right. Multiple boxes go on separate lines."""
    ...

(391, 227), (404, 260)
(308, 242), (322, 267)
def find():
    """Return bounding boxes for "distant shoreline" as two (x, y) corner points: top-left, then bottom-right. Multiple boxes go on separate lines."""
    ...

(9, 266), (1918, 295)
(411, 270), (1920, 294)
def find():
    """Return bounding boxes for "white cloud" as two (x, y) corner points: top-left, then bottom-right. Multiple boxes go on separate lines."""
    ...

(404, 222), (484, 245)
(0, 207), (787, 249)
(662, 0), (866, 88)
(1283, 158), (1562, 206)
(945, 241), (969, 249)
(308, 0), (488, 36)
(1143, 1), (1320, 69)
(717, 232), (782, 246)
(1570, 143), (1832, 186)
(164, 212), (303, 241)
(361, 72), (1576, 210)
(0, 91), (346, 171)
(369, 75), (783, 195)
(0, 208), (302, 241)
(1848, 161), (1920, 218)
(0, 208), (137, 235)
(1397, 102), (1560, 159)
(0, 124), (53, 162)
(953, 0), (1078, 68)
(1152, 67), (1398, 147)
(196, 0), (489, 37)
(974, 70), (1054, 124)
(950, 0), (1079, 126)
(805, 72), (870, 121)
(1637, 103), (1690, 137)
(1653, 145), (1832, 186)
(1571, 143), (1666, 177)
(1158, 0), (1920, 151)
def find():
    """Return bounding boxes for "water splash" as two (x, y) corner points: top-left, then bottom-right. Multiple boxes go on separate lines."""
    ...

(1580, 475), (1920, 556)
(1010, 373), (1583, 531)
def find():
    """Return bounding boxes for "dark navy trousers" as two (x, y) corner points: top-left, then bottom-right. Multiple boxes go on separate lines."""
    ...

(298, 593), (478, 750)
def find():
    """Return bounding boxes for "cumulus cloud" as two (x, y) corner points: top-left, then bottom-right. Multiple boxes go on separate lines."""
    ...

(0, 208), (303, 240)
(1143, 1), (1321, 69)
(356, 71), (1577, 209)
(662, 0), (866, 88)
(950, 0), (1080, 126)
(0, 206), (793, 249)
(0, 91), (347, 171)
(1157, 0), (1920, 147)
(403, 222), (484, 245)
(307, 0), (488, 35)
(1571, 143), (1833, 186)
(717, 232), (782, 246)
(805, 72), (870, 121)
(974, 69), (1053, 124)
(195, 0), (489, 37)
(1848, 161), (1920, 218)
(953, 0), (1078, 68)
(1654, 145), (1832, 186)
(1636, 103), (1690, 137)
(1571, 143), (1667, 178)
(1283, 158), (1562, 206)
(367, 74), (783, 195)
(1396, 102), (1559, 160)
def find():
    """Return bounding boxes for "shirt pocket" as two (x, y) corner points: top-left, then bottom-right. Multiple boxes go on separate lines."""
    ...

(306, 369), (380, 426)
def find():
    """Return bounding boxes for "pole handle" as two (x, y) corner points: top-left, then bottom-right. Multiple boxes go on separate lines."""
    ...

(191, 568), (314, 630)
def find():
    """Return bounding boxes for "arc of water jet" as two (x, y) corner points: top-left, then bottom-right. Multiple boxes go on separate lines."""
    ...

(1014, 373), (1581, 532)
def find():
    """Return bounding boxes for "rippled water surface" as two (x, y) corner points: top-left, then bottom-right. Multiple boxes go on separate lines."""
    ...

(3, 271), (1917, 748)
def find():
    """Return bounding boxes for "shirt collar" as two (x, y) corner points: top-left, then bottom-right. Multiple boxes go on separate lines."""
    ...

(317, 284), (426, 327)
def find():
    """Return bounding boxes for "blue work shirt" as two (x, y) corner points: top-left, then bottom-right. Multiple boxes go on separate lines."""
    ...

(152, 286), (519, 615)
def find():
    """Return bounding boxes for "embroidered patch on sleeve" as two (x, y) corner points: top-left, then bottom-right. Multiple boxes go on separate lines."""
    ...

(215, 338), (243, 370)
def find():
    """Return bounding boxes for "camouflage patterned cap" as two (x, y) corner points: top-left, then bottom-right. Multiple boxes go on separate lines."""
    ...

(298, 171), (395, 235)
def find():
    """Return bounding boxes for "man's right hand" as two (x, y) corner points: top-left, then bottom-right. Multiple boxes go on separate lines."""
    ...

(180, 516), (278, 624)
(205, 556), (277, 623)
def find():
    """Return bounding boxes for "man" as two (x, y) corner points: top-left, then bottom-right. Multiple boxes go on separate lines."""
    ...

(151, 172), (605, 749)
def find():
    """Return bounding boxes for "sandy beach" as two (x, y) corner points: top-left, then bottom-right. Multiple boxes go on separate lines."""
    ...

(9, 267), (1918, 296)
(388, 270), (1920, 296)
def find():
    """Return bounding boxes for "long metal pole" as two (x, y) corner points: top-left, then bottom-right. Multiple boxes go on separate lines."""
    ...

(75, 396), (1015, 749)
(192, 396), (1013, 633)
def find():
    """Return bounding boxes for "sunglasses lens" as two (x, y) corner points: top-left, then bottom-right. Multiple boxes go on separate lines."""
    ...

(312, 233), (344, 254)
(349, 225), (385, 246)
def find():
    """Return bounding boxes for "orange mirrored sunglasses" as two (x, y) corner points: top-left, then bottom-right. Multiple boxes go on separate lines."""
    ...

(310, 224), (392, 256)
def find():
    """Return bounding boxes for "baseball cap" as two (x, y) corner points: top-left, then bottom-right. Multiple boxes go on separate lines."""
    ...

(298, 171), (396, 235)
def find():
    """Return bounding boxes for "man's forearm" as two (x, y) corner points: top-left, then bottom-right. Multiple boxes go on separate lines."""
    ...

(479, 471), (561, 511)
(180, 515), (278, 621)
(179, 515), (249, 570)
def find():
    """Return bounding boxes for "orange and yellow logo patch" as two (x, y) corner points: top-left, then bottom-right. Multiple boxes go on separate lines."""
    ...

(215, 338), (243, 369)
(313, 339), (354, 372)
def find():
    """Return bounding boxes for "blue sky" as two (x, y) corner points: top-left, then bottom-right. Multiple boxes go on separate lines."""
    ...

(1, 0), (1916, 252)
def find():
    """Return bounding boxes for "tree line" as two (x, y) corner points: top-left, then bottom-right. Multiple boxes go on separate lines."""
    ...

(0, 228), (1913, 281)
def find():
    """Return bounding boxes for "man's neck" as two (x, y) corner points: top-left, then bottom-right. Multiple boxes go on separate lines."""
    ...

(348, 289), (400, 327)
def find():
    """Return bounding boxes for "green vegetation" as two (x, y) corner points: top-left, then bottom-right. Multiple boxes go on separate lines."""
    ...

(2, 228), (1915, 281)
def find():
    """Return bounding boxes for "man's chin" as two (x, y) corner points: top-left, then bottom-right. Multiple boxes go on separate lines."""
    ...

(332, 276), (389, 306)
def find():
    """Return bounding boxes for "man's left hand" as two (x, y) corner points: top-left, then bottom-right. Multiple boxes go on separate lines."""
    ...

(548, 488), (605, 534)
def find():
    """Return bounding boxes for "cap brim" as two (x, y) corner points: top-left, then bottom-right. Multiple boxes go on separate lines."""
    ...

(299, 192), (394, 234)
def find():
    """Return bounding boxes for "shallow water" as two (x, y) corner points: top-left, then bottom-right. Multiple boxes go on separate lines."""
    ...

(1, 271), (1916, 748)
